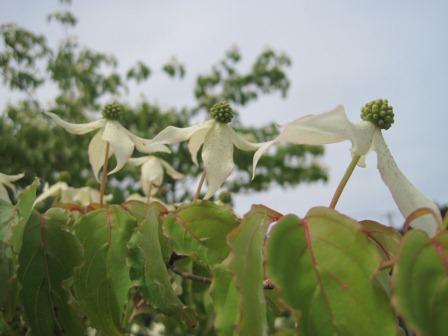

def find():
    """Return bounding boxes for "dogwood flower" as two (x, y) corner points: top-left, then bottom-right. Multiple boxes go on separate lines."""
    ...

(34, 182), (112, 206)
(148, 101), (261, 199)
(128, 156), (184, 196)
(0, 172), (24, 203)
(253, 100), (441, 236)
(34, 182), (77, 206)
(44, 103), (170, 181)
(74, 186), (113, 206)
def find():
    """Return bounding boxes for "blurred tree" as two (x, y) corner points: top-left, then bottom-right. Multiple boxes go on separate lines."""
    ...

(439, 204), (447, 218)
(0, 0), (327, 203)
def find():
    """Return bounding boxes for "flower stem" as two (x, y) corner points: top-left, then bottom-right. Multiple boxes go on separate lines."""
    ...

(194, 171), (206, 200)
(329, 155), (360, 209)
(146, 184), (152, 205)
(99, 142), (110, 207)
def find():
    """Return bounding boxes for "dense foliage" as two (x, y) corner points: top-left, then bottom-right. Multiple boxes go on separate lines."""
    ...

(0, 182), (447, 335)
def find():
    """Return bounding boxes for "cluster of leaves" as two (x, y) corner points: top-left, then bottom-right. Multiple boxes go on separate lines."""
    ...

(1, 181), (447, 335)
(0, 3), (326, 204)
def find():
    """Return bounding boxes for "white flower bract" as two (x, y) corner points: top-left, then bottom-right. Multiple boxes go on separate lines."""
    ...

(44, 112), (170, 181)
(34, 182), (76, 206)
(0, 172), (24, 203)
(34, 182), (112, 206)
(253, 105), (442, 237)
(74, 186), (113, 205)
(128, 156), (184, 196)
(151, 119), (261, 199)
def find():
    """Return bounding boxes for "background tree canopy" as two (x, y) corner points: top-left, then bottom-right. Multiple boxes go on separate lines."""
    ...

(0, 0), (327, 204)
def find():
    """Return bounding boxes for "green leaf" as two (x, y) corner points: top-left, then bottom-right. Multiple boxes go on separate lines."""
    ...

(210, 260), (240, 336)
(0, 180), (39, 321)
(164, 214), (218, 267)
(0, 200), (15, 234)
(125, 200), (172, 262)
(15, 179), (38, 223)
(360, 220), (402, 259)
(0, 242), (16, 321)
(73, 206), (136, 335)
(392, 230), (448, 336)
(10, 179), (39, 254)
(210, 205), (280, 336)
(17, 209), (84, 335)
(360, 220), (402, 296)
(126, 61), (151, 83)
(267, 207), (396, 336)
(122, 200), (149, 222)
(47, 11), (78, 27)
(138, 203), (195, 328)
(227, 205), (280, 336)
(164, 201), (239, 267)
(0, 202), (16, 320)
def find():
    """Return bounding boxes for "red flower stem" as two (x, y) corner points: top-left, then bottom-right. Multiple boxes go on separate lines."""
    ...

(329, 155), (360, 209)
(194, 171), (206, 200)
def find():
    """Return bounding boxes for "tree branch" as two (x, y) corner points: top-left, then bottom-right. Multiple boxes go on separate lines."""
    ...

(166, 253), (275, 289)
(168, 264), (211, 284)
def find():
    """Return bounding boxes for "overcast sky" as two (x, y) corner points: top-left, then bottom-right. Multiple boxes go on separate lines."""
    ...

(1, 0), (447, 228)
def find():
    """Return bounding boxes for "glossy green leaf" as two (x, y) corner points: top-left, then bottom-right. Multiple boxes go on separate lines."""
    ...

(164, 200), (239, 267)
(73, 206), (135, 335)
(138, 203), (195, 327)
(10, 179), (39, 254)
(267, 207), (396, 336)
(17, 209), (84, 335)
(392, 230), (448, 336)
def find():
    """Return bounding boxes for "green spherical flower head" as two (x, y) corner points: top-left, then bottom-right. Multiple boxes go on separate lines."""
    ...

(102, 102), (123, 120)
(209, 101), (234, 123)
(361, 99), (394, 130)
(57, 171), (71, 184)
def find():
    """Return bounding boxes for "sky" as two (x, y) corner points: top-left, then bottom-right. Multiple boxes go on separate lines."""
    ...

(1, 0), (447, 228)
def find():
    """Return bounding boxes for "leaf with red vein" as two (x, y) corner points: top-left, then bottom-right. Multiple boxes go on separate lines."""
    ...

(73, 206), (135, 335)
(18, 209), (84, 335)
(392, 230), (448, 336)
(211, 204), (280, 336)
(267, 207), (396, 336)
